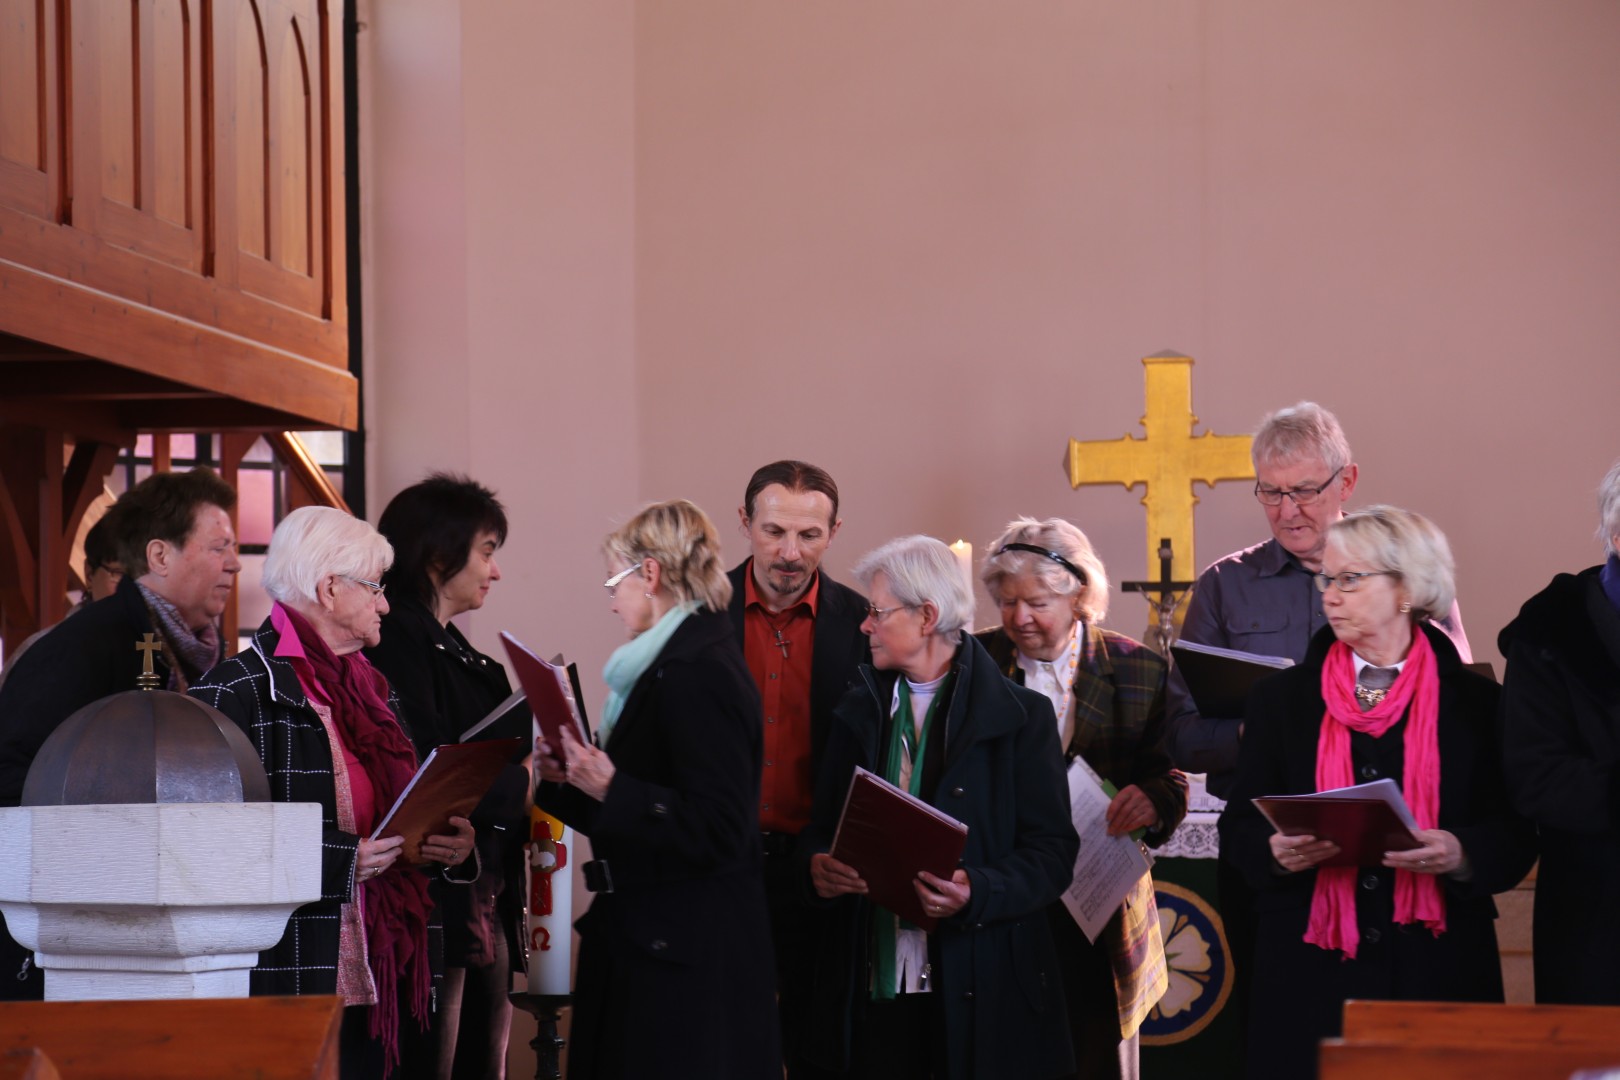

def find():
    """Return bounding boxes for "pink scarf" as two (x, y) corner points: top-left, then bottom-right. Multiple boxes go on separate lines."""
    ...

(275, 603), (431, 1078)
(1306, 629), (1446, 959)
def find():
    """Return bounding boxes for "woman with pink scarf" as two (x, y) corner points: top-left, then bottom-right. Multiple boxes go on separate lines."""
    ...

(1218, 506), (1535, 1080)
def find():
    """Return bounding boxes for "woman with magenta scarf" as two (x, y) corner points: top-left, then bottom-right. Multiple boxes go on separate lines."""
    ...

(1218, 506), (1535, 1080)
(192, 506), (477, 1079)
(536, 499), (780, 1079)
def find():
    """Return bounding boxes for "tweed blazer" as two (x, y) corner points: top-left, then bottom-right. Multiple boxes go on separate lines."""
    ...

(978, 623), (1188, 843)
(190, 617), (457, 997)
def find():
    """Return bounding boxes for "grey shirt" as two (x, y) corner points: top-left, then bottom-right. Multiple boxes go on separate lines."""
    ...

(1164, 537), (1471, 798)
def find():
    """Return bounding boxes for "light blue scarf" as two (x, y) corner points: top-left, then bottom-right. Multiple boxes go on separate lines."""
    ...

(598, 601), (700, 746)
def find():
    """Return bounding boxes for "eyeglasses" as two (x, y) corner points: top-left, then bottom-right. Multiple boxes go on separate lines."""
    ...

(1254, 466), (1344, 507)
(603, 565), (641, 592)
(346, 576), (387, 599)
(1313, 570), (1399, 593)
(865, 604), (913, 623)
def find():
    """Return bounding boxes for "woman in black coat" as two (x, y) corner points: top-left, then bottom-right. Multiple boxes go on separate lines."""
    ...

(1498, 459), (1620, 1004)
(803, 535), (1079, 1080)
(1219, 507), (1535, 1080)
(536, 499), (779, 1079)
(365, 474), (530, 1080)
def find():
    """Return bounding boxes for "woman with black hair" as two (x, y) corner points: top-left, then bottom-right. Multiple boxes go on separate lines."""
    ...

(365, 473), (529, 1080)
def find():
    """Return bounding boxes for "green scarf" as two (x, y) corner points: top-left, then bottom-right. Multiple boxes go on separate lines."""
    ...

(872, 672), (954, 1001)
(598, 601), (700, 747)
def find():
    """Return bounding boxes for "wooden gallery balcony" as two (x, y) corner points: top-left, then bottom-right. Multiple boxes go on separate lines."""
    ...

(0, 0), (354, 642)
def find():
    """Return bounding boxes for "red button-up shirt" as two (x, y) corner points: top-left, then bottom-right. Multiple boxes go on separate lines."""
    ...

(743, 568), (819, 834)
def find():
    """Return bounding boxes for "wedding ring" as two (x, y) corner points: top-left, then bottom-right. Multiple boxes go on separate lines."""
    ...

(1419, 858), (1428, 867)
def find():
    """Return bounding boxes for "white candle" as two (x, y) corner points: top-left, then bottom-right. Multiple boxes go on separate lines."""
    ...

(950, 539), (975, 602)
(524, 808), (574, 996)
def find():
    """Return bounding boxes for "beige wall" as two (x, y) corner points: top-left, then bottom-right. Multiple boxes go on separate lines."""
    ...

(362, 0), (1619, 710)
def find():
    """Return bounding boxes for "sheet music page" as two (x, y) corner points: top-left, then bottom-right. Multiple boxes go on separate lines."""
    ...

(1060, 756), (1152, 943)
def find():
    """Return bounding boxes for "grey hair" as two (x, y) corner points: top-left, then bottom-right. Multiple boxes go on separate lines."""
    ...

(261, 506), (394, 606)
(1252, 401), (1353, 474)
(1326, 505), (1455, 622)
(852, 535), (974, 642)
(980, 517), (1110, 623)
(1599, 459), (1620, 555)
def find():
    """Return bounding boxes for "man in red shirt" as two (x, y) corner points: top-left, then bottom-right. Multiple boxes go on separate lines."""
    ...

(727, 460), (869, 1079)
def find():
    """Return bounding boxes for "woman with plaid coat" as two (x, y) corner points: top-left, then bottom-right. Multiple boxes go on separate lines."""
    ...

(977, 517), (1188, 1080)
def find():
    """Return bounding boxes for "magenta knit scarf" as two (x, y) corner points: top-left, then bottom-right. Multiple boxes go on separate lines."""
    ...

(1307, 629), (1446, 959)
(275, 602), (431, 1077)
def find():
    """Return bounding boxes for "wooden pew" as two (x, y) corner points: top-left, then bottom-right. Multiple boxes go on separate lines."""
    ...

(0, 996), (341, 1080)
(1342, 998), (1620, 1049)
(1320, 1039), (1620, 1080)
(1320, 999), (1620, 1080)
(0, 1050), (60, 1080)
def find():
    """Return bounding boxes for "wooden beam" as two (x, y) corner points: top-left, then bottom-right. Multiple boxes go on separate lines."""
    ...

(266, 432), (349, 515)
(0, 260), (358, 430)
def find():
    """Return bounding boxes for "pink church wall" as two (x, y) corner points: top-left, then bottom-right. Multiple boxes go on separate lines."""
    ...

(359, 0), (1620, 737)
(632, 0), (1620, 669)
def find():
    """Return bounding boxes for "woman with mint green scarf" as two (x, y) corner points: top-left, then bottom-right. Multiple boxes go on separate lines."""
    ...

(535, 499), (780, 1079)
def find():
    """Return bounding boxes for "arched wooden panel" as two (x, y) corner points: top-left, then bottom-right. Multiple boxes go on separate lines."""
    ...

(0, 0), (57, 218)
(77, 0), (207, 271)
(277, 16), (312, 277)
(238, 0), (323, 312)
(235, 1), (270, 261)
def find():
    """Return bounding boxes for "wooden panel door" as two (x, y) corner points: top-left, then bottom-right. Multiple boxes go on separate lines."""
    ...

(0, 0), (63, 220)
(70, 0), (208, 273)
(214, 0), (334, 317)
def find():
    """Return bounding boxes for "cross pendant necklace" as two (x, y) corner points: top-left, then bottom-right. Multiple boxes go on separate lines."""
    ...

(773, 629), (791, 659)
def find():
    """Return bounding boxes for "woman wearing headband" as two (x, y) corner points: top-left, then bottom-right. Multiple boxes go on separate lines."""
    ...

(978, 517), (1187, 1080)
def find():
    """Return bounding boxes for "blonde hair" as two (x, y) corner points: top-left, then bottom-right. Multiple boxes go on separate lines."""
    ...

(1327, 505), (1455, 621)
(604, 499), (732, 612)
(980, 517), (1110, 624)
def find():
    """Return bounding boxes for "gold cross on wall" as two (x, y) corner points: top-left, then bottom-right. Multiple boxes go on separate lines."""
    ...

(1065, 352), (1254, 597)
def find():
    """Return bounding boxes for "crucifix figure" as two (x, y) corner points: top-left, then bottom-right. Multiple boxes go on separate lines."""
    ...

(1065, 352), (1253, 639)
(1122, 538), (1196, 658)
(135, 632), (163, 690)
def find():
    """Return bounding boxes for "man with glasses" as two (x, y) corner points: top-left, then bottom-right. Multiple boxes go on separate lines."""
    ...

(727, 460), (869, 1079)
(1162, 402), (1468, 1073)
(0, 466), (240, 998)
(1165, 401), (1470, 789)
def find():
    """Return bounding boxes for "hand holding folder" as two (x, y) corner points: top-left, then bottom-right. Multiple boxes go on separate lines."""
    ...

(825, 767), (969, 931)
(1253, 779), (1422, 868)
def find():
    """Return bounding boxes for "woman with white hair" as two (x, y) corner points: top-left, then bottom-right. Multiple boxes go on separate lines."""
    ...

(1499, 459), (1620, 1005)
(1219, 506), (1535, 1079)
(191, 506), (476, 1080)
(802, 535), (1079, 1080)
(976, 518), (1186, 1080)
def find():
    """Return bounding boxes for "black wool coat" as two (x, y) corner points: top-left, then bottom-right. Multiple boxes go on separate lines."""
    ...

(0, 576), (171, 806)
(798, 633), (1080, 1080)
(1499, 566), (1620, 1004)
(365, 598), (530, 969)
(538, 609), (780, 1079)
(1220, 623), (1537, 1080)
